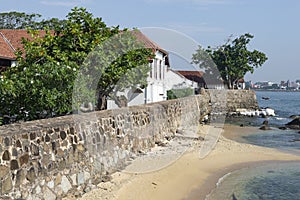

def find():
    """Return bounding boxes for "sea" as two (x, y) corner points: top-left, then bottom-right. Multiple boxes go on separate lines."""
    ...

(207, 90), (300, 200)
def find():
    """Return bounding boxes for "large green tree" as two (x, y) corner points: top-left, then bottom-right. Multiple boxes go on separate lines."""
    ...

(0, 7), (153, 124)
(192, 33), (268, 89)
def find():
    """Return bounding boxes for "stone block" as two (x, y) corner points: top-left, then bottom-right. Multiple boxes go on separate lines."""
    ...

(19, 154), (29, 166)
(30, 132), (36, 140)
(16, 140), (22, 148)
(70, 174), (77, 186)
(84, 171), (91, 182)
(61, 175), (72, 194)
(10, 159), (19, 170)
(55, 173), (62, 186)
(2, 177), (12, 194)
(47, 180), (54, 189)
(77, 172), (84, 185)
(60, 131), (67, 140)
(26, 167), (36, 182)
(43, 186), (56, 200)
(4, 137), (10, 147)
(31, 143), (39, 156)
(15, 169), (26, 187)
(0, 165), (9, 179)
(2, 150), (10, 161)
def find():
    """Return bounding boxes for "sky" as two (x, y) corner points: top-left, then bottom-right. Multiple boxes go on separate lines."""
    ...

(1, 0), (299, 83)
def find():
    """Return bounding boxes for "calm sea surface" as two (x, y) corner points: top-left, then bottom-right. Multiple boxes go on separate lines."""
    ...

(207, 91), (300, 200)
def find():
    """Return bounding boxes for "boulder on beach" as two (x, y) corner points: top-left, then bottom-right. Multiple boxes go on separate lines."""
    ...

(259, 125), (271, 130)
(286, 118), (300, 130)
(262, 120), (269, 125)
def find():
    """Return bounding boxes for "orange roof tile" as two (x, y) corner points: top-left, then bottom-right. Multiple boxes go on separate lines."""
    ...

(0, 32), (16, 59)
(0, 29), (50, 60)
(0, 29), (168, 62)
(130, 29), (168, 55)
(176, 70), (205, 83)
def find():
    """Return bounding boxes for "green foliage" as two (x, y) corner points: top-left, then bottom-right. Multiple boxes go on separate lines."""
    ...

(0, 62), (75, 121)
(74, 30), (153, 110)
(0, 7), (153, 124)
(167, 88), (194, 100)
(0, 11), (66, 29)
(192, 33), (268, 89)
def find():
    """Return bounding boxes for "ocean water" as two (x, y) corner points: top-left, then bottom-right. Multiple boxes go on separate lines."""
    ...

(206, 162), (300, 200)
(208, 91), (300, 200)
(243, 91), (300, 152)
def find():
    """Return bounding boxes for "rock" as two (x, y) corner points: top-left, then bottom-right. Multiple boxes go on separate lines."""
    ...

(278, 127), (287, 130)
(101, 174), (112, 182)
(61, 175), (72, 194)
(286, 118), (300, 129)
(43, 186), (56, 200)
(265, 108), (275, 116)
(260, 113), (267, 118)
(289, 115), (300, 119)
(289, 138), (300, 142)
(2, 150), (11, 161)
(259, 125), (271, 130)
(0, 165), (9, 179)
(2, 177), (12, 194)
(155, 141), (167, 147)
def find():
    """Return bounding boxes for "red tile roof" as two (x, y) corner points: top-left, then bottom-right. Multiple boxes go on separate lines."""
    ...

(130, 30), (168, 55)
(0, 31), (16, 60)
(176, 70), (205, 83)
(0, 29), (168, 63)
(0, 29), (50, 60)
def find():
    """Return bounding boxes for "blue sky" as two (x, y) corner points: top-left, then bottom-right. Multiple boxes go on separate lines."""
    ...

(1, 0), (299, 82)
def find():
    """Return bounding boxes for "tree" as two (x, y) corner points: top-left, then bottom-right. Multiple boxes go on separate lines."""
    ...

(0, 11), (66, 29)
(192, 33), (268, 89)
(0, 7), (153, 124)
(0, 11), (41, 29)
(74, 30), (153, 110)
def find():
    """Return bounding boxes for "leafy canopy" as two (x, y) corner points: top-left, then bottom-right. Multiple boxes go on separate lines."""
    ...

(0, 7), (153, 124)
(0, 11), (66, 29)
(192, 33), (268, 89)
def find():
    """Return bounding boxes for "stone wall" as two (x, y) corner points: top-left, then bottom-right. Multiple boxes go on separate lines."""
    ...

(0, 89), (257, 199)
(207, 89), (259, 114)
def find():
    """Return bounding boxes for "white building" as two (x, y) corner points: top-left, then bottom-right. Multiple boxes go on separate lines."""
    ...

(165, 69), (197, 91)
(107, 30), (171, 109)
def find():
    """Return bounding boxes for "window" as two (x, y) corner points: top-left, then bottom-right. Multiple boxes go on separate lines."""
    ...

(149, 62), (153, 78)
(162, 62), (165, 80)
(159, 60), (162, 80)
(154, 59), (157, 79)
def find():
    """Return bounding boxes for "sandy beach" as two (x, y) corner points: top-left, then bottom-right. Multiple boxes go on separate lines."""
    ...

(69, 124), (300, 200)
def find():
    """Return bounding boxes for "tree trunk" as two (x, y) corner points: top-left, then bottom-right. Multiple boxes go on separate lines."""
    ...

(96, 94), (107, 110)
(228, 80), (232, 89)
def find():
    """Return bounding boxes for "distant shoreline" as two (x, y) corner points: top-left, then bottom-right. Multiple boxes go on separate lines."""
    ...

(253, 89), (300, 92)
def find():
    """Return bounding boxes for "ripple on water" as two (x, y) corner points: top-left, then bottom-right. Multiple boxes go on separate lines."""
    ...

(206, 161), (300, 200)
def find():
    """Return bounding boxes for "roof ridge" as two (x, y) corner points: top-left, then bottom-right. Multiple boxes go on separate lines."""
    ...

(131, 29), (168, 55)
(0, 31), (16, 52)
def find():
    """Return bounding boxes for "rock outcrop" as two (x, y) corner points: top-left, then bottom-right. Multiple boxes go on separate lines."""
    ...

(286, 118), (300, 130)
